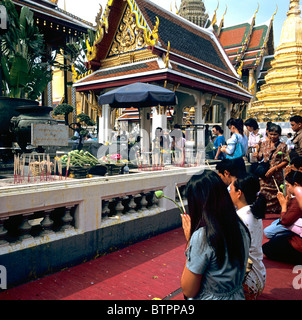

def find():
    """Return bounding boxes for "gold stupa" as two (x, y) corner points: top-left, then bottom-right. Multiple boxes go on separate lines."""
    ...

(249, 0), (302, 122)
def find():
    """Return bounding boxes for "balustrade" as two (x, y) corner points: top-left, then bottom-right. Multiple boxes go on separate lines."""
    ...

(0, 205), (77, 247)
(101, 190), (162, 222)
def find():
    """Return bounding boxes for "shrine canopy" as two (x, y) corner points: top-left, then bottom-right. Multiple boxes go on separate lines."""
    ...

(98, 82), (176, 108)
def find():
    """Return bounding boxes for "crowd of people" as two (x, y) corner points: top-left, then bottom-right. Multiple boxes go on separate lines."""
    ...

(180, 115), (302, 300)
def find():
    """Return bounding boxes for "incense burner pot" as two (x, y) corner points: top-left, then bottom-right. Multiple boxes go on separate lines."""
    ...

(10, 105), (57, 151)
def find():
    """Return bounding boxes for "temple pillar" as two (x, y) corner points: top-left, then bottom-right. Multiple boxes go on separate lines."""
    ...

(98, 104), (112, 144)
(152, 106), (167, 139)
(195, 92), (206, 148)
(140, 107), (151, 153)
(192, 92), (206, 163)
(174, 105), (183, 126)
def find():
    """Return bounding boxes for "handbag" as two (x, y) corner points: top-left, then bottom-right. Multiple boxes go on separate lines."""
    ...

(226, 133), (245, 159)
(254, 142), (280, 179)
(287, 218), (302, 237)
(254, 161), (270, 179)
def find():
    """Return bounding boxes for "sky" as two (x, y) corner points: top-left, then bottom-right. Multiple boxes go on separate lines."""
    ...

(58, 0), (294, 48)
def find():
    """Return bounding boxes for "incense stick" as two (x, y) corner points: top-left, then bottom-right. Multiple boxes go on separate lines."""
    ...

(65, 156), (70, 179)
(206, 160), (211, 170)
(176, 185), (186, 215)
(272, 176), (280, 193)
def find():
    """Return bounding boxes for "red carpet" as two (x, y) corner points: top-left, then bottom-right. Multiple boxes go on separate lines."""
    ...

(0, 216), (301, 300)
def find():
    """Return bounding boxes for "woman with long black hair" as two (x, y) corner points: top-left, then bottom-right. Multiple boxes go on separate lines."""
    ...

(230, 174), (267, 300)
(181, 170), (250, 300)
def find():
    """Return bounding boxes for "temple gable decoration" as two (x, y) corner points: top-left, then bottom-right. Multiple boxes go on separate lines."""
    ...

(85, 0), (160, 69)
(74, 0), (252, 106)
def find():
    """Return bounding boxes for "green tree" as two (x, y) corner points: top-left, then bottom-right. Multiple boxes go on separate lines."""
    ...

(0, 0), (52, 100)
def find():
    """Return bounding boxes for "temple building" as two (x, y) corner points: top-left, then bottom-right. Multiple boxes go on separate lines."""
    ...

(249, 0), (302, 122)
(217, 6), (276, 104)
(11, 0), (95, 111)
(73, 0), (251, 148)
(177, 0), (276, 119)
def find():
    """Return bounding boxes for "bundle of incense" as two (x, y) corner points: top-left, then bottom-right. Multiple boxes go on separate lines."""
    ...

(14, 155), (17, 184)
(65, 156), (71, 179)
(21, 154), (26, 183)
(54, 158), (57, 180)
(147, 154), (151, 171)
(136, 152), (142, 171)
(42, 154), (45, 181)
(16, 154), (22, 183)
(46, 154), (51, 181)
(28, 154), (31, 182)
(176, 185), (186, 215)
(38, 156), (42, 181)
(58, 158), (62, 180)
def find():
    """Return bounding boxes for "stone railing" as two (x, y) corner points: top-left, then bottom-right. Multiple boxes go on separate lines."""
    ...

(0, 165), (211, 287)
(0, 166), (203, 255)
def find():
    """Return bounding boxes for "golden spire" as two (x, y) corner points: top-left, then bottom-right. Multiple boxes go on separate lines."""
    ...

(250, 0), (302, 121)
(217, 5), (227, 36)
(279, 0), (302, 46)
(253, 2), (259, 20)
(175, 0), (179, 15)
(211, 1), (219, 27)
(271, 5), (278, 22)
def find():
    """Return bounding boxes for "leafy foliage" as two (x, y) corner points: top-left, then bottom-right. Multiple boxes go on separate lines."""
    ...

(53, 103), (74, 116)
(77, 112), (95, 126)
(0, 0), (52, 99)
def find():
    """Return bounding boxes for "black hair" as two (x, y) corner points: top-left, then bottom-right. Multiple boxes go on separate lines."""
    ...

(285, 170), (302, 186)
(291, 156), (302, 170)
(227, 118), (244, 135)
(266, 122), (274, 130)
(244, 118), (259, 130)
(268, 124), (282, 135)
(233, 174), (267, 219)
(290, 115), (302, 124)
(212, 125), (224, 134)
(216, 158), (240, 178)
(186, 170), (248, 269)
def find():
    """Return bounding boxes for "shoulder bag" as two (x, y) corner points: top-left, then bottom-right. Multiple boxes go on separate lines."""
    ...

(226, 133), (245, 159)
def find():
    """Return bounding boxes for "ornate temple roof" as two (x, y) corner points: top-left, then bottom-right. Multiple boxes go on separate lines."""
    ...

(249, 0), (302, 122)
(218, 12), (275, 71)
(74, 0), (251, 103)
(12, 0), (95, 33)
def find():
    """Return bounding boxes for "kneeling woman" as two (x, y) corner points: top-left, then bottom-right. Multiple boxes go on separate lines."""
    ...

(230, 174), (267, 300)
(181, 170), (250, 300)
(263, 170), (302, 265)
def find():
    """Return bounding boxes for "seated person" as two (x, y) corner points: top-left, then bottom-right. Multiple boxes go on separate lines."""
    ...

(263, 170), (302, 265)
(229, 174), (267, 300)
(264, 170), (302, 239)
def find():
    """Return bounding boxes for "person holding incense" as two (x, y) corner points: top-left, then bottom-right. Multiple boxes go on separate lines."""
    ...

(180, 170), (250, 300)
(263, 170), (302, 264)
(229, 174), (267, 300)
(253, 124), (288, 214)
